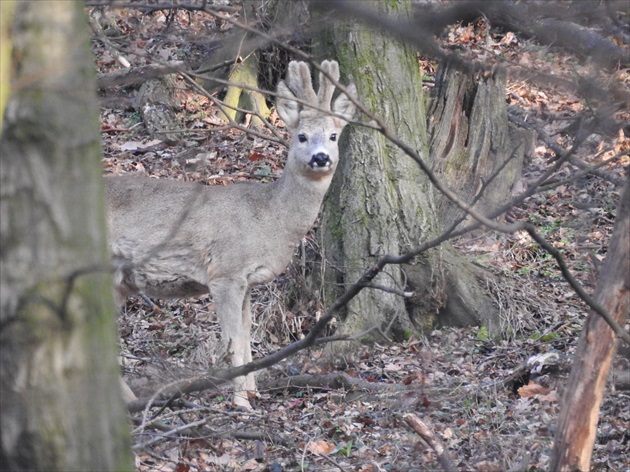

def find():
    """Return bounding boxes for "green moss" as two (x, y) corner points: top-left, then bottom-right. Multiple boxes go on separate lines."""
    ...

(325, 200), (344, 241)
(414, 314), (437, 332)
(530, 332), (558, 343)
(476, 326), (490, 341)
(353, 208), (371, 229)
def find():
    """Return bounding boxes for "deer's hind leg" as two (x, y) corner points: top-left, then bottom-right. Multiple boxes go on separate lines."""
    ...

(241, 290), (257, 393)
(211, 278), (254, 409)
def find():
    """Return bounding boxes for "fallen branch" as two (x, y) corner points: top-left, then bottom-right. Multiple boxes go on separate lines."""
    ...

(97, 61), (185, 89)
(403, 413), (458, 472)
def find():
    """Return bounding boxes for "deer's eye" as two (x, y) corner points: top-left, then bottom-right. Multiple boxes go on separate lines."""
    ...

(298, 134), (307, 143)
(330, 133), (337, 142)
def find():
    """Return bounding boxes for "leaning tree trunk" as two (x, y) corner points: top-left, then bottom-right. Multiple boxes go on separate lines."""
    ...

(0, 3), (132, 470)
(550, 175), (630, 471)
(313, 0), (526, 341)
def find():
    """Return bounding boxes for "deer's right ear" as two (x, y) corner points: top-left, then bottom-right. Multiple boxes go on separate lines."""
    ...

(276, 81), (300, 131)
(333, 82), (357, 124)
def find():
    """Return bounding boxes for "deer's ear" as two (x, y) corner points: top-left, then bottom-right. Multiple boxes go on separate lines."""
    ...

(276, 81), (300, 131)
(333, 82), (357, 124)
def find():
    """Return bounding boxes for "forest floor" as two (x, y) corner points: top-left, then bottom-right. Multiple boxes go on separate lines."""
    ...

(94, 7), (629, 472)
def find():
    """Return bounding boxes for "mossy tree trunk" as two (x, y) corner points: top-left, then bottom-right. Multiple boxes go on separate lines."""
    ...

(313, 0), (521, 343)
(0, 3), (132, 470)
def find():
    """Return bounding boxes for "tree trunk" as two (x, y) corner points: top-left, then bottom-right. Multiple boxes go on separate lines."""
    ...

(428, 62), (529, 230)
(314, 1), (505, 343)
(0, 1), (13, 125)
(0, 3), (132, 470)
(209, 0), (271, 126)
(550, 175), (630, 471)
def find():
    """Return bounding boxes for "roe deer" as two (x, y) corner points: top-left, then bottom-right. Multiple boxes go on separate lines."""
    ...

(106, 60), (357, 409)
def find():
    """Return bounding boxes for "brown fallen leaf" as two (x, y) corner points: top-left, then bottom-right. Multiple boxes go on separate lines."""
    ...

(249, 151), (265, 161)
(307, 439), (336, 455)
(518, 382), (550, 398)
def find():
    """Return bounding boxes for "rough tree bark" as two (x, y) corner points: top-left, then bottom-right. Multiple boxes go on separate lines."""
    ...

(0, 3), (132, 470)
(428, 62), (529, 231)
(550, 175), (630, 471)
(312, 0), (525, 342)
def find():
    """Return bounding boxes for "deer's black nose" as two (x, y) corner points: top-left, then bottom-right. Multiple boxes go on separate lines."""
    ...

(310, 152), (331, 168)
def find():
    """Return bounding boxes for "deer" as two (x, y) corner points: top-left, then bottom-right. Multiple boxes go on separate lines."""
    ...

(105, 60), (357, 409)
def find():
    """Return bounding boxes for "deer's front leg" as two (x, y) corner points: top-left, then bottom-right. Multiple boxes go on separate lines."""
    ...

(211, 278), (252, 409)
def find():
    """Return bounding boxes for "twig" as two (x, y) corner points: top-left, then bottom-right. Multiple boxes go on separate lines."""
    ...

(230, 430), (288, 445)
(178, 70), (288, 146)
(364, 283), (413, 298)
(314, 451), (348, 472)
(97, 62), (185, 89)
(403, 413), (458, 472)
(133, 417), (212, 450)
(507, 109), (624, 187)
(87, 10), (131, 68)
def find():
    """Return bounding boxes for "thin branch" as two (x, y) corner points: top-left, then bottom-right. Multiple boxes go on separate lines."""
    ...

(133, 417), (212, 450)
(313, 451), (348, 472)
(507, 109), (624, 187)
(364, 283), (413, 298)
(178, 70), (288, 146)
(538, 152), (625, 193)
(524, 224), (630, 345)
(88, 9), (131, 68)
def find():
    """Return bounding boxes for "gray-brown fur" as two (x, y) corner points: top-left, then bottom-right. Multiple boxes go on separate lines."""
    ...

(106, 60), (357, 408)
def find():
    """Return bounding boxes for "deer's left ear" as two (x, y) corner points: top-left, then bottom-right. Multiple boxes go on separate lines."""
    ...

(333, 83), (357, 123)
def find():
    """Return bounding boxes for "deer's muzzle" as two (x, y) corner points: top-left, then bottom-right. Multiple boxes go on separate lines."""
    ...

(309, 152), (332, 169)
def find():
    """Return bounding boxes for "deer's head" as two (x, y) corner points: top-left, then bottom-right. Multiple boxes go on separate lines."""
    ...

(276, 60), (357, 180)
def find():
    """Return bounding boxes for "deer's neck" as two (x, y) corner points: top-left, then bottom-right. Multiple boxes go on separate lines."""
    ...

(271, 159), (334, 236)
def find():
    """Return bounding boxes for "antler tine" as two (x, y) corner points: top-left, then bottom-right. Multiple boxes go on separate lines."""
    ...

(286, 61), (318, 106)
(317, 60), (340, 110)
